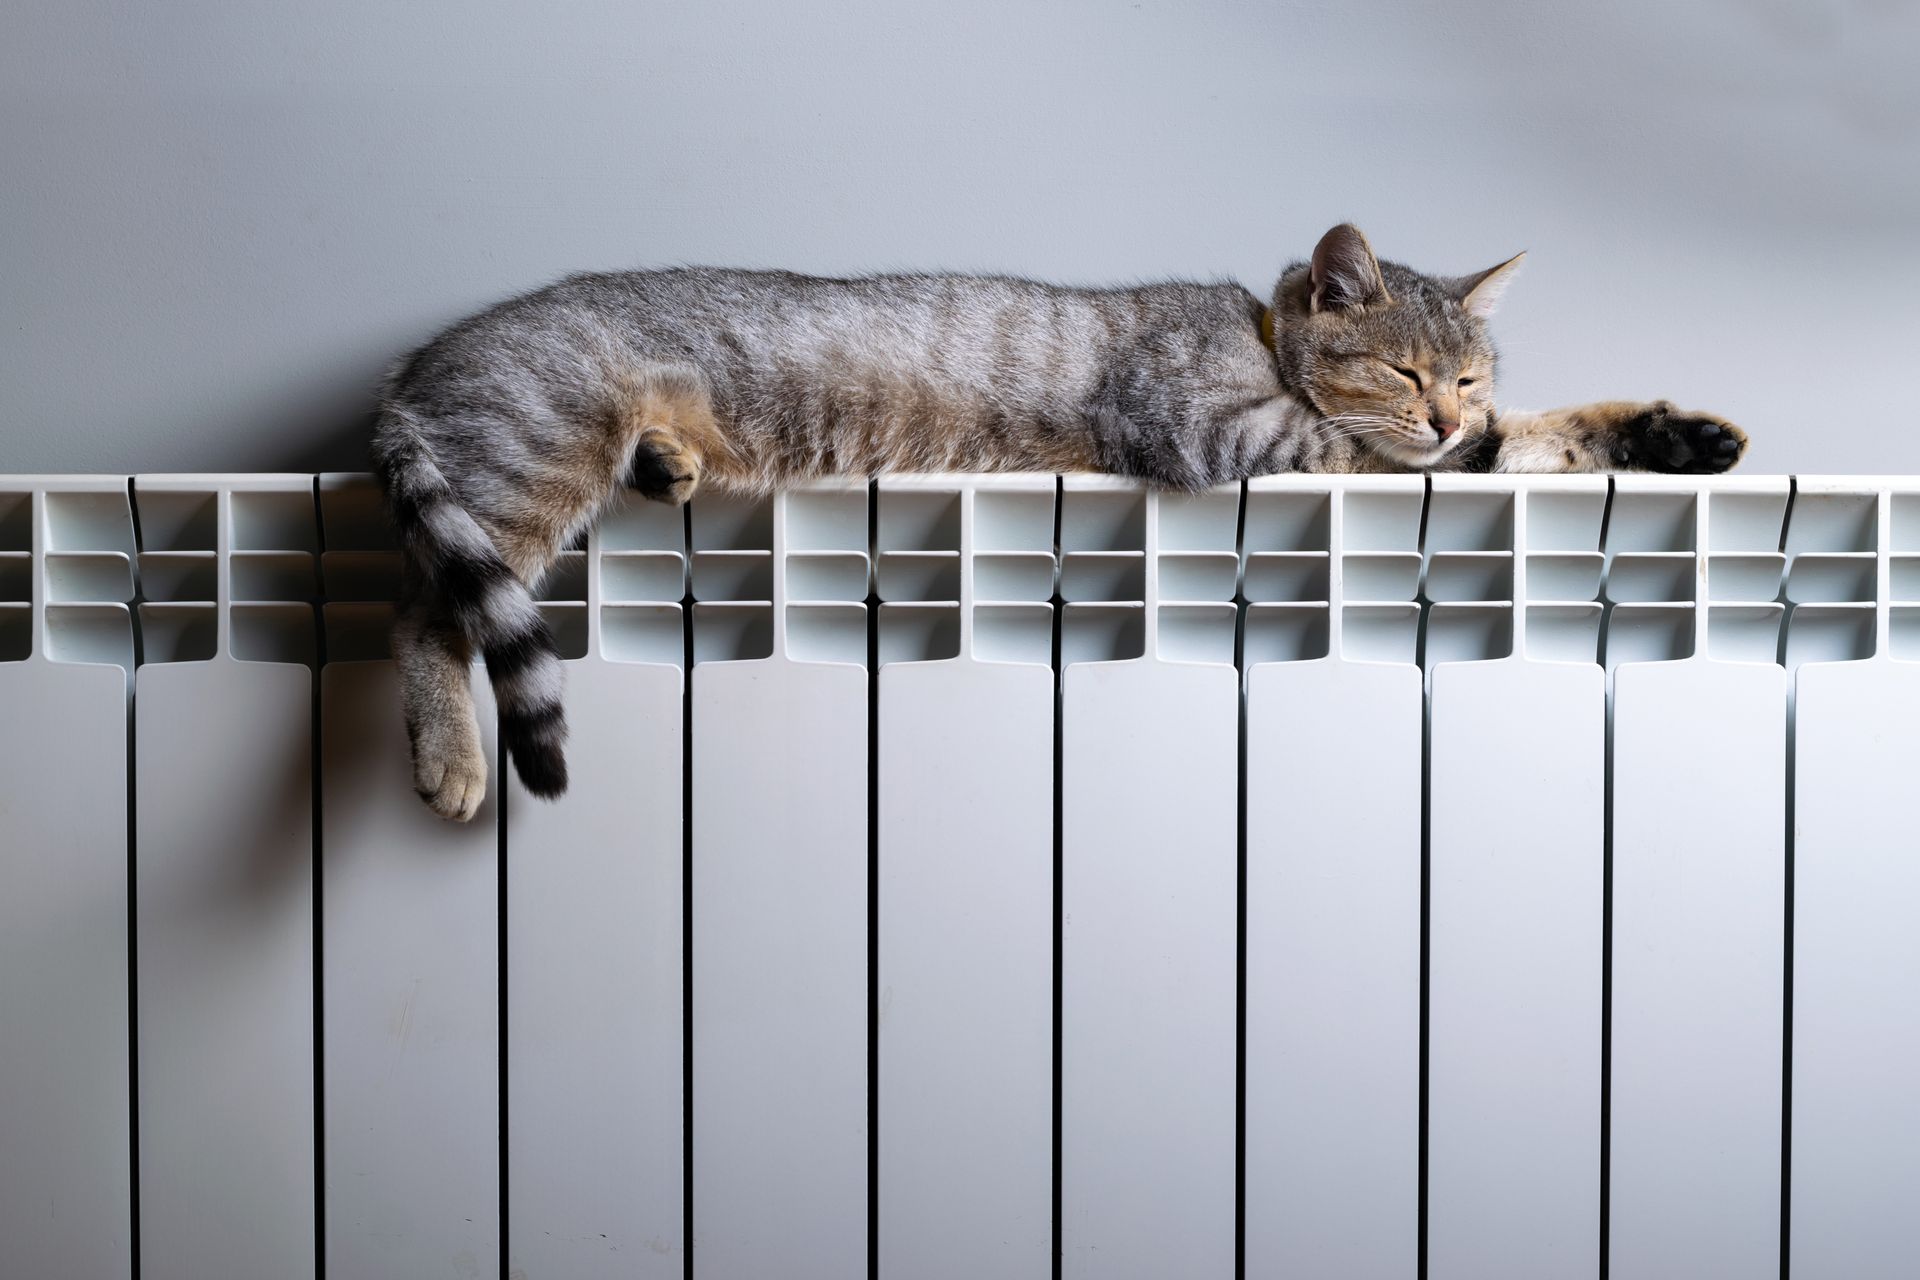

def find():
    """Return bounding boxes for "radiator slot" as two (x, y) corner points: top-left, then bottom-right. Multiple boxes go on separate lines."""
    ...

(41, 549), (131, 603)
(1242, 601), (1329, 665)
(971, 600), (1053, 664)
(0, 489), (31, 549)
(1785, 604), (1877, 665)
(692, 601), (774, 663)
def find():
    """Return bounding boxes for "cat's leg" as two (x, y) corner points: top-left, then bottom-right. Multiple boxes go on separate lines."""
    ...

(620, 364), (739, 502)
(389, 484), (586, 819)
(1086, 403), (1215, 488)
(1481, 401), (1748, 474)
(627, 427), (704, 504)
(1189, 395), (1381, 480)
(1083, 397), (1303, 488)
(393, 594), (488, 822)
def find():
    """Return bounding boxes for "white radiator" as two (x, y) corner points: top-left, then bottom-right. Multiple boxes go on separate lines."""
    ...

(1, 471), (1915, 1280)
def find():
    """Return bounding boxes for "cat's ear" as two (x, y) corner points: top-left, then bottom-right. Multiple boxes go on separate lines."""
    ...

(1452, 251), (1526, 318)
(1309, 224), (1390, 312)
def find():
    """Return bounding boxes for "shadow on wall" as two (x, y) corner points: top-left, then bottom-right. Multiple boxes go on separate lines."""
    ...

(285, 410), (378, 477)
(238, 362), (383, 476)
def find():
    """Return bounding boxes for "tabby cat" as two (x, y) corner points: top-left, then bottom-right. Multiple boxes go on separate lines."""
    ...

(372, 223), (1747, 820)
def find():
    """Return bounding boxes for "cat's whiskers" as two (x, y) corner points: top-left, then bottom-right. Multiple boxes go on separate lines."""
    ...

(1313, 413), (1398, 446)
(1313, 416), (1390, 435)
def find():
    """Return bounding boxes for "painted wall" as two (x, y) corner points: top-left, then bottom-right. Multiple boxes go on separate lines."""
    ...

(5, 0), (1916, 474)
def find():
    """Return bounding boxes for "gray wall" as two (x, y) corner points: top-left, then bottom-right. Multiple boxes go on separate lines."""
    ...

(5, 0), (1916, 476)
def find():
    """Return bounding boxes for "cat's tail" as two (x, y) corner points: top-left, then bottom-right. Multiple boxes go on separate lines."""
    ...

(372, 416), (570, 799)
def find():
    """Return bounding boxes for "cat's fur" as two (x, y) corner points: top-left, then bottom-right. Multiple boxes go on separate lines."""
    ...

(372, 224), (1747, 820)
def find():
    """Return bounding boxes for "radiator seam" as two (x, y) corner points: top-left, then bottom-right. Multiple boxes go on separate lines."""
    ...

(1415, 471), (1433, 1280)
(1597, 475), (1618, 1280)
(1778, 474), (1799, 1280)
(124, 475), (144, 1280)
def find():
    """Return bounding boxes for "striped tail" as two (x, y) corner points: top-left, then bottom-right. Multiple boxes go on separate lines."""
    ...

(373, 422), (570, 798)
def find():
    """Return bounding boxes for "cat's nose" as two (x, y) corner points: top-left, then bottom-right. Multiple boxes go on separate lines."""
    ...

(1431, 418), (1460, 441)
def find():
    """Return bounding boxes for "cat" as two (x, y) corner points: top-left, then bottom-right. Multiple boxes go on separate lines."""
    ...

(372, 222), (1748, 821)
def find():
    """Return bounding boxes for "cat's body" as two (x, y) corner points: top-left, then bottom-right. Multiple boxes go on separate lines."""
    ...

(373, 225), (1748, 820)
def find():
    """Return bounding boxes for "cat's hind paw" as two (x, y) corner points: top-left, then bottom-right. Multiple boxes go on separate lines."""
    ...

(628, 430), (704, 505)
(1622, 401), (1748, 474)
(414, 740), (488, 823)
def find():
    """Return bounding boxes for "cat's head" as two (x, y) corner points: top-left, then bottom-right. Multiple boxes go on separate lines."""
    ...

(1272, 224), (1524, 468)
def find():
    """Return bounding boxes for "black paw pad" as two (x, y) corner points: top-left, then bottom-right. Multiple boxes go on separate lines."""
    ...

(626, 442), (691, 500)
(1630, 403), (1748, 475)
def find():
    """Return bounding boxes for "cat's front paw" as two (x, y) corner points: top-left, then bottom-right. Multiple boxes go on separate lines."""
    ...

(1619, 401), (1748, 474)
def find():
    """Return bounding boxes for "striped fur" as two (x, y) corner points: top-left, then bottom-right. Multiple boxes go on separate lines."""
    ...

(372, 223), (1747, 820)
(372, 423), (569, 809)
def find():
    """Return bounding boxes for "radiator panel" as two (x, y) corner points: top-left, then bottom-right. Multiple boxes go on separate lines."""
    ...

(0, 480), (135, 1279)
(135, 658), (316, 1280)
(1609, 658), (1785, 1277)
(691, 657), (869, 1279)
(1791, 658), (1920, 1280)
(877, 656), (1054, 1280)
(689, 485), (872, 1278)
(320, 662), (501, 1279)
(875, 476), (1055, 1279)
(1061, 656), (1239, 1280)
(506, 656), (686, 1279)
(1058, 482), (1240, 1279)
(1244, 657), (1422, 1279)
(0, 659), (134, 1279)
(1243, 475), (1425, 1277)
(1428, 658), (1605, 1280)
(130, 475), (320, 1280)
(1426, 478), (1607, 1280)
